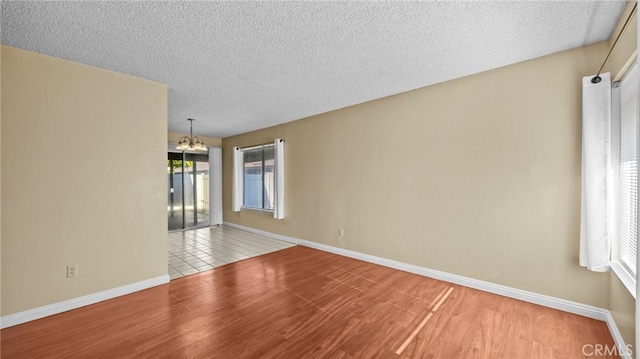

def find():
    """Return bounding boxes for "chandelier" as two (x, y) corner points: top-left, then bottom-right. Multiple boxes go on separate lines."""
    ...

(176, 118), (207, 151)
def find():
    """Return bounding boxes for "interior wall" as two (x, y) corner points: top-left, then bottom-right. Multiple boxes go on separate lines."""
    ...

(1, 46), (168, 315)
(223, 41), (612, 308)
(610, 1), (638, 82)
(1, 42), (3, 315)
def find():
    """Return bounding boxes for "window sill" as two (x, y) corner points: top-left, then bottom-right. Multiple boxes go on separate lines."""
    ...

(241, 206), (274, 214)
(610, 261), (636, 299)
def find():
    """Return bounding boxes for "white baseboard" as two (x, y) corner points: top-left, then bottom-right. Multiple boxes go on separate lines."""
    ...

(223, 221), (630, 358)
(0, 274), (170, 329)
(604, 311), (633, 359)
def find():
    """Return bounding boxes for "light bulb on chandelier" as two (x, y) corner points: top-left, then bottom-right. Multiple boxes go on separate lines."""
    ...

(176, 118), (207, 151)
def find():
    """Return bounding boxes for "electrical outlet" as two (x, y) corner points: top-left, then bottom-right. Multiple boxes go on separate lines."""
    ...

(67, 265), (78, 278)
(338, 228), (344, 237)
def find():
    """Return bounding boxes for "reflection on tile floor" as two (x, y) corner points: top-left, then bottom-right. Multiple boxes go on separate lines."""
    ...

(168, 225), (296, 279)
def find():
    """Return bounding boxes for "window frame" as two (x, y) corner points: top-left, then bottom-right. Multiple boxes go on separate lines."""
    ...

(610, 62), (638, 298)
(240, 143), (275, 213)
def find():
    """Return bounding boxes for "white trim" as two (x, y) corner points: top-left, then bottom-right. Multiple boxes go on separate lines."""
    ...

(605, 310), (634, 359)
(0, 275), (169, 329)
(222, 222), (629, 356)
(241, 206), (274, 214)
(611, 261), (637, 299)
(241, 143), (274, 151)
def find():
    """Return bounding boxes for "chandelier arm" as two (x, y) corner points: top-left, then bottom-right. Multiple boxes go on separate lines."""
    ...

(179, 118), (206, 151)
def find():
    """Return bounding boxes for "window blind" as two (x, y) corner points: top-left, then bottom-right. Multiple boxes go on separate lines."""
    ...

(618, 64), (638, 275)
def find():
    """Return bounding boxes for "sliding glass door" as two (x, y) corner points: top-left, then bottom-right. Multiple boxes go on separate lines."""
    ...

(183, 153), (210, 228)
(168, 152), (209, 231)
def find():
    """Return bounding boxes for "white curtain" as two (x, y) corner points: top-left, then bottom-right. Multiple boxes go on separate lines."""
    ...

(208, 147), (223, 225)
(273, 139), (285, 219)
(232, 147), (243, 212)
(580, 72), (612, 272)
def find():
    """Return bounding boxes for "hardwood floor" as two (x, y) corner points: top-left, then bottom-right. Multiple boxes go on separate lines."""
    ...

(1, 246), (617, 358)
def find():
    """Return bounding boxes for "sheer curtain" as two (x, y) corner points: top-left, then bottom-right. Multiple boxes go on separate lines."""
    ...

(579, 72), (612, 272)
(208, 147), (223, 225)
(273, 139), (285, 219)
(232, 147), (243, 212)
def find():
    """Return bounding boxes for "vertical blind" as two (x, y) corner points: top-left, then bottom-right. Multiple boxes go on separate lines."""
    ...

(618, 64), (638, 275)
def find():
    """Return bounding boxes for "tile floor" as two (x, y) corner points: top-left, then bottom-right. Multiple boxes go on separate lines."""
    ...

(168, 225), (296, 279)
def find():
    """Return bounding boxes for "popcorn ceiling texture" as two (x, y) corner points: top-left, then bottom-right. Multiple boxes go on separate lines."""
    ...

(1, 1), (626, 138)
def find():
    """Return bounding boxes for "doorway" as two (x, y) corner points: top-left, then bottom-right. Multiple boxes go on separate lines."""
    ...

(168, 152), (210, 230)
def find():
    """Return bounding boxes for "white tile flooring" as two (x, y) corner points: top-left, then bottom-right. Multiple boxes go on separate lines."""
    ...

(168, 225), (296, 279)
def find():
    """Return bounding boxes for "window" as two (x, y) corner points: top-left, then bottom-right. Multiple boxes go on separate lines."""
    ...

(581, 65), (638, 296)
(242, 145), (275, 210)
(604, 63), (639, 297)
(232, 139), (284, 218)
(614, 64), (638, 279)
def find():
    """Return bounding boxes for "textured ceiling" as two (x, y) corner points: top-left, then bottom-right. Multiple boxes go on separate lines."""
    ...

(1, 1), (627, 138)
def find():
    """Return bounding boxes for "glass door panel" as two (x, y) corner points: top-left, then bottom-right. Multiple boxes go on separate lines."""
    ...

(195, 159), (210, 227)
(182, 160), (196, 228)
(168, 152), (209, 231)
(168, 153), (184, 230)
(184, 153), (209, 228)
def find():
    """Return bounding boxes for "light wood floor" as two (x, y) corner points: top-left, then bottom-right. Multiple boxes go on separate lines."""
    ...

(1, 246), (616, 358)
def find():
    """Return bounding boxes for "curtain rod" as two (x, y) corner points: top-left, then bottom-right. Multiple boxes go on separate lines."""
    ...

(236, 139), (284, 151)
(591, 2), (637, 84)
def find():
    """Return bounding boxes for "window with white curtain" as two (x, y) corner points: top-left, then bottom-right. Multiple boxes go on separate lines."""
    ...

(232, 139), (285, 219)
(611, 63), (638, 293)
(242, 144), (275, 211)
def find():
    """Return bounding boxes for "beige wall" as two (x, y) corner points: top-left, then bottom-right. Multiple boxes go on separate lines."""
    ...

(223, 13), (640, 349)
(1, 42), (3, 315)
(610, 272), (635, 352)
(1, 46), (168, 315)
(223, 41), (612, 308)
(610, 1), (637, 82)
(168, 132), (222, 147)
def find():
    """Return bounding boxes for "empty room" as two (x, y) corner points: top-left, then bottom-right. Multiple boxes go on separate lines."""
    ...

(1, 1), (639, 358)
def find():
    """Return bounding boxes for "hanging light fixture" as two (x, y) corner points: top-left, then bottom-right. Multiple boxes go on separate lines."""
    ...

(176, 118), (207, 151)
